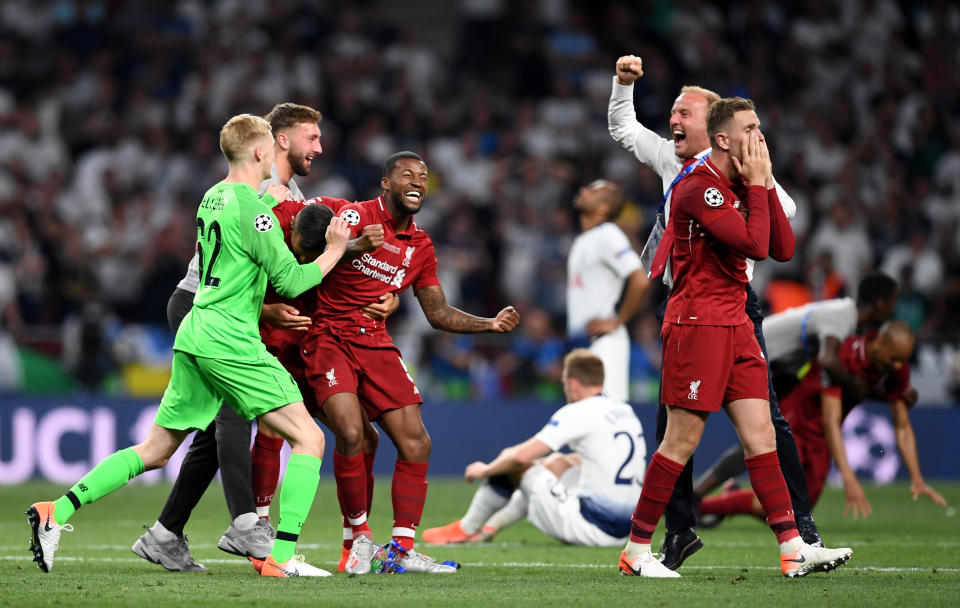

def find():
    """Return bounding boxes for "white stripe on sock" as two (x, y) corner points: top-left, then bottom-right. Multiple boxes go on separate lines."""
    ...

(392, 527), (416, 538)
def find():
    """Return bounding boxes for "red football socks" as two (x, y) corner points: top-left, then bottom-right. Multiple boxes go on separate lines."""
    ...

(745, 450), (800, 544)
(334, 451), (371, 542)
(251, 431), (284, 514)
(391, 459), (428, 551)
(699, 488), (759, 517)
(629, 451), (685, 544)
(363, 451), (376, 514)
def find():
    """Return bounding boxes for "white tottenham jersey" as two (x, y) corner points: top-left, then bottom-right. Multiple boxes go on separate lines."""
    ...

(608, 76), (796, 285)
(534, 394), (646, 511)
(567, 222), (642, 336)
(177, 167), (303, 293)
(762, 297), (858, 363)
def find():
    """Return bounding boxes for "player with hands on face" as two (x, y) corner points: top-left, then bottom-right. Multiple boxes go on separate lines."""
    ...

(608, 55), (817, 573)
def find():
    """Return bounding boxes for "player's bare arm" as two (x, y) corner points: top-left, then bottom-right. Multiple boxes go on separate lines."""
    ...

(343, 224), (385, 260)
(464, 438), (551, 483)
(821, 392), (872, 519)
(360, 292), (400, 321)
(890, 398), (948, 507)
(616, 55), (643, 85)
(261, 302), (311, 331)
(414, 285), (520, 334)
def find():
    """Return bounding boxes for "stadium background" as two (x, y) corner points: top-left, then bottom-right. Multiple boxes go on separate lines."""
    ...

(0, 0), (957, 483)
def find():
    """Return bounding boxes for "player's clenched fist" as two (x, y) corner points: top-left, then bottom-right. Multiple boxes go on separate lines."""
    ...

(616, 55), (643, 85)
(264, 183), (291, 202)
(324, 216), (351, 254)
(489, 306), (520, 333)
(357, 224), (384, 252)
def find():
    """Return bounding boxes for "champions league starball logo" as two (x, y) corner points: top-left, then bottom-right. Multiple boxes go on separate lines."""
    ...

(829, 408), (900, 484)
(254, 214), (274, 232)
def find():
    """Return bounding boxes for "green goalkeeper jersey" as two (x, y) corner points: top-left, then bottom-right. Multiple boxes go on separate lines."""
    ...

(174, 181), (325, 361)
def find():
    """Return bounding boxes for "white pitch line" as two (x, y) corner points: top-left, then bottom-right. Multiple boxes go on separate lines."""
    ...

(2, 555), (957, 573)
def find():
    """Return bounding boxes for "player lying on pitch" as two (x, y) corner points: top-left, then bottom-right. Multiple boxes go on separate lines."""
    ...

(696, 321), (947, 523)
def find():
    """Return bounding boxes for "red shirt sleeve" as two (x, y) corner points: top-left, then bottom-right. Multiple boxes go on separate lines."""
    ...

(767, 187), (795, 262)
(678, 181), (770, 259)
(272, 199), (308, 239)
(412, 239), (442, 290)
(318, 196), (352, 214)
(885, 364), (911, 402)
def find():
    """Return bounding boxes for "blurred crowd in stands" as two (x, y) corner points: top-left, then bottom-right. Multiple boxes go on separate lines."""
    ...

(0, 0), (958, 402)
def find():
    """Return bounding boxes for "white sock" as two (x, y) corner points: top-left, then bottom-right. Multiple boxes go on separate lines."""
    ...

(779, 535), (804, 554)
(483, 489), (528, 532)
(625, 540), (652, 560)
(460, 481), (511, 534)
(256, 506), (270, 519)
(150, 520), (177, 542)
(234, 512), (258, 530)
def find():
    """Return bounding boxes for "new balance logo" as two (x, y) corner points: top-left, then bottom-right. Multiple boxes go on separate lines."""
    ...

(78, 483), (88, 492)
(326, 368), (338, 387)
(687, 380), (701, 400)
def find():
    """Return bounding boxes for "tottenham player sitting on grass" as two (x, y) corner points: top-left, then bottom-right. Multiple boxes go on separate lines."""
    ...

(422, 350), (645, 547)
(27, 114), (351, 578)
(617, 97), (852, 579)
(608, 54), (823, 571)
(697, 321), (947, 523)
(691, 271), (900, 514)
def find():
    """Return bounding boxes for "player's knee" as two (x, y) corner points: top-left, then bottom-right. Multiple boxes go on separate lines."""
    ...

(741, 425), (776, 457)
(294, 424), (325, 458)
(335, 425), (365, 453)
(398, 433), (431, 461)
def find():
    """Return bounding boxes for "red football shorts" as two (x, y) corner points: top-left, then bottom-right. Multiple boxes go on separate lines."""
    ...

(660, 321), (768, 412)
(266, 338), (320, 415)
(301, 329), (422, 420)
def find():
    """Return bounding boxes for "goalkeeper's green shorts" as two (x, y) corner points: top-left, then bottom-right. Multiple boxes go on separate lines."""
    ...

(155, 350), (303, 431)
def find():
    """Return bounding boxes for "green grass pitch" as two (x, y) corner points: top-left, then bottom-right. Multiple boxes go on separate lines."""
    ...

(2, 479), (958, 607)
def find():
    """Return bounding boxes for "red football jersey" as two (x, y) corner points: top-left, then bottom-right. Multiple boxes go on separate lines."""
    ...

(310, 195), (441, 347)
(664, 159), (768, 326)
(838, 331), (911, 403)
(260, 197), (350, 353)
(779, 332), (911, 448)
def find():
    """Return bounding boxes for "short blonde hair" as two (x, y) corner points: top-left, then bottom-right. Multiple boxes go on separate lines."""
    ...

(219, 114), (273, 163)
(563, 349), (605, 388)
(680, 85), (721, 107)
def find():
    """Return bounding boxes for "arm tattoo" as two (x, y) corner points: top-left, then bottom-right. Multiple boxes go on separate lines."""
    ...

(415, 285), (491, 333)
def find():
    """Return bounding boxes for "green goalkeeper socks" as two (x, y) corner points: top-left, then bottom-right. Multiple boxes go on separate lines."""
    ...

(52, 447), (145, 524)
(271, 453), (322, 563)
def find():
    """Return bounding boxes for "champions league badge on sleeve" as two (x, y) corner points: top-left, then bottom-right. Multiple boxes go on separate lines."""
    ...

(254, 214), (274, 232)
(704, 188), (724, 207)
(340, 209), (361, 226)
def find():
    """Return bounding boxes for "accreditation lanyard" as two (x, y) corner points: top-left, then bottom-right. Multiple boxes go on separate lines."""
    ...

(659, 152), (711, 216)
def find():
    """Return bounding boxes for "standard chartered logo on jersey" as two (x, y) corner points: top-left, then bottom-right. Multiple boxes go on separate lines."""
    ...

(352, 253), (406, 288)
